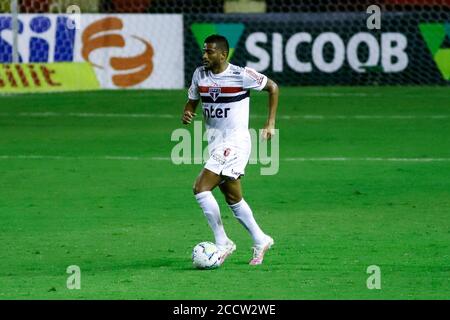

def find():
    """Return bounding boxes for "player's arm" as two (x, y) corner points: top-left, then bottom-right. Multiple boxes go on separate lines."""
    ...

(182, 99), (200, 125)
(261, 78), (279, 140)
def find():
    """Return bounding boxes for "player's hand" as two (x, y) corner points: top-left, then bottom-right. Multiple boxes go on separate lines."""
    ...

(261, 122), (276, 140)
(182, 110), (196, 124)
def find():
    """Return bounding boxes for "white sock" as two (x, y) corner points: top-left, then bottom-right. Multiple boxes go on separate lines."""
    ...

(228, 199), (266, 245)
(195, 191), (229, 246)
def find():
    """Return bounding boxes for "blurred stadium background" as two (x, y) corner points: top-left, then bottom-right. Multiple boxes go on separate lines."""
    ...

(0, 0), (449, 299)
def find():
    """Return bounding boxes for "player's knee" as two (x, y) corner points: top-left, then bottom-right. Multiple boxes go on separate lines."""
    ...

(225, 193), (242, 205)
(193, 181), (208, 195)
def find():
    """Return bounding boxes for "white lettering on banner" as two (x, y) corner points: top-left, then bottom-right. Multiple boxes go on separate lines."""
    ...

(381, 33), (408, 72)
(347, 32), (380, 72)
(245, 32), (270, 71)
(246, 32), (408, 74)
(272, 33), (283, 72)
(312, 32), (345, 73)
(285, 32), (312, 72)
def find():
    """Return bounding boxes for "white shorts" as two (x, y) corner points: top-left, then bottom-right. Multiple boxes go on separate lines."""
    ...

(204, 144), (251, 180)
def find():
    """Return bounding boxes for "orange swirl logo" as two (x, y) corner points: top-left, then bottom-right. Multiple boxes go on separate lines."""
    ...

(82, 17), (154, 88)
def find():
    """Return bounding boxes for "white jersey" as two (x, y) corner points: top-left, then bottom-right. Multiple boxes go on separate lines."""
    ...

(188, 63), (268, 151)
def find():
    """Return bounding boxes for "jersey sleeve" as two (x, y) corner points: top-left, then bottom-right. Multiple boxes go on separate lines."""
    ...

(188, 68), (200, 100)
(242, 67), (268, 91)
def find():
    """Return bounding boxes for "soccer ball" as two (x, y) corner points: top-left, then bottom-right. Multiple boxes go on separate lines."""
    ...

(192, 242), (221, 269)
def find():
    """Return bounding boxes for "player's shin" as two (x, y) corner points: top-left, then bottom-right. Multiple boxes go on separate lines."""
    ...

(195, 191), (229, 246)
(228, 199), (266, 245)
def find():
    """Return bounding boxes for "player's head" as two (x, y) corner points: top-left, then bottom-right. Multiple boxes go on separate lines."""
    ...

(202, 34), (229, 70)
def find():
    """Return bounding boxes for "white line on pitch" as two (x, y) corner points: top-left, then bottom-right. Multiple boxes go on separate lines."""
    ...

(1, 155), (450, 162)
(0, 155), (172, 161)
(0, 112), (448, 120)
(283, 157), (450, 162)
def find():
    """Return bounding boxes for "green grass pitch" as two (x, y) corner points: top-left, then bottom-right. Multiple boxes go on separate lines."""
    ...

(0, 87), (449, 299)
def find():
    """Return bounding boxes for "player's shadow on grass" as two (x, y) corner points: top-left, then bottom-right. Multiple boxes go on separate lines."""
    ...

(147, 258), (181, 268)
(146, 258), (207, 271)
(146, 258), (219, 271)
(150, 259), (204, 271)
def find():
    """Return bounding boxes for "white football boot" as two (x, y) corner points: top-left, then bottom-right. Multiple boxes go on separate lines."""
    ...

(249, 235), (274, 265)
(216, 239), (236, 265)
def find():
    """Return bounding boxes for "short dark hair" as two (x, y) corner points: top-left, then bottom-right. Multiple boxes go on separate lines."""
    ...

(204, 34), (229, 57)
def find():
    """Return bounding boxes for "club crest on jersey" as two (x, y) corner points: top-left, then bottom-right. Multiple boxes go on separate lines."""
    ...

(209, 87), (221, 101)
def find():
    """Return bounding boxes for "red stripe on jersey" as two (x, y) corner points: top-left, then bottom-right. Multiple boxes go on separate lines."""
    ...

(198, 86), (244, 93)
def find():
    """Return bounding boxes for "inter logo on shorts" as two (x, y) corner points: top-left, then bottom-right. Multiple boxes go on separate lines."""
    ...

(224, 148), (231, 157)
(209, 87), (221, 101)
